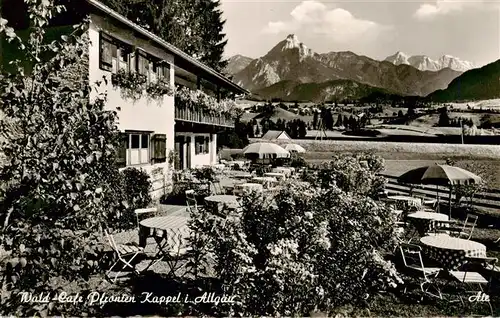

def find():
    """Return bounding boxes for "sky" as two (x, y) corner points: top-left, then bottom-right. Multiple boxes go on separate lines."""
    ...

(220, 0), (500, 67)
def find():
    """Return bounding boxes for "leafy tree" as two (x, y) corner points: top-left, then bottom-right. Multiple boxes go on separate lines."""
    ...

(312, 111), (318, 130)
(0, 1), (126, 315)
(335, 113), (343, 127)
(438, 107), (450, 127)
(101, 0), (228, 71)
(254, 124), (261, 137)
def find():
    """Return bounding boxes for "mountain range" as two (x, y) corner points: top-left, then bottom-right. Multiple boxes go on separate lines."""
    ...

(384, 51), (475, 72)
(225, 34), (462, 101)
(427, 59), (500, 102)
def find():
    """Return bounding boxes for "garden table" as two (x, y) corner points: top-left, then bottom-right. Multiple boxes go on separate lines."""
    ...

(252, 176), (278, 188)
(420, 234), (486, 269)
(233, 172), (253, 180)
(213, 164), (225, 170)
(272, 167), (293, 176)
(138, 216), (190, 273)
(387, 195), (422, 210)
(234, 183), (263, 196)
(264, 172), (286, 181)
(204, 195), (239, 210)
(407, 211), (449, 236)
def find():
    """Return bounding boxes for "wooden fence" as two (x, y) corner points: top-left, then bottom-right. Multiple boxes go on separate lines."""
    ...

(382, 174), (500, 214)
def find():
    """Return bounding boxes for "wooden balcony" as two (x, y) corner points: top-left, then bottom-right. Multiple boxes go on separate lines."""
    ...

(174, 105), (235, 128)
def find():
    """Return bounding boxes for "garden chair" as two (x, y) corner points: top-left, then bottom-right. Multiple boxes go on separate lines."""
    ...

(399, 243), (443, 299)
(185, 190), (198, 212)
(447, 256), (497, 315)
(160, 226), (192, 278)
(449, 214), (478, 240)
(209, 181), (223, 195)
(104, 229), (144, 283)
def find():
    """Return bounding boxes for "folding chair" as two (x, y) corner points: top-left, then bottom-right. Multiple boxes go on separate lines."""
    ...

(185, 190), (198, 212)
(399, 243), (443, 299)
(447, 214), (478, 240)
(448, 256), (497, 315)
(104, 229), (144, 283)
(209, 181), (223, 195)
(162, 226), (192, 277)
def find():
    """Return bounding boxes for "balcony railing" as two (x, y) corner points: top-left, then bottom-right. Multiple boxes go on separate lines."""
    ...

(174, 105), (235, 128)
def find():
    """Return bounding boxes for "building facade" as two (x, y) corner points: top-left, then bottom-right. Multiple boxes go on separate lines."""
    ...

(85, 0), (248, 198)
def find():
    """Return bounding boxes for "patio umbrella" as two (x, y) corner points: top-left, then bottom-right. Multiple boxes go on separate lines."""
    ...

(397, 164), (482, 218)
(242, 142), (290, 159)
(284, 143), (306, 153)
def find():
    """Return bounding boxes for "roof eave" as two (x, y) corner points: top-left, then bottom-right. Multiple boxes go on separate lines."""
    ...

(86, 0), (249, 95)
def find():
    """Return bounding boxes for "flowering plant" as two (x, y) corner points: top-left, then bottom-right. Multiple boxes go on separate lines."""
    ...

(111, 69), (147, 100)
(174, 85), (237, 118)
(188, 163), (401, 316)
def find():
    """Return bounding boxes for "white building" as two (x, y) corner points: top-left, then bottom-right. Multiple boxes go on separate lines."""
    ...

(85, 0), (248, 197)
(1, 0), (248, 199)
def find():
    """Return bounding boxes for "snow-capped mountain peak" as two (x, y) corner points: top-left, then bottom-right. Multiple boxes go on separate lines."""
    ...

(283, 34), (301, 50)
(384, 52), (475, 72)
(384, 51), (410, 65)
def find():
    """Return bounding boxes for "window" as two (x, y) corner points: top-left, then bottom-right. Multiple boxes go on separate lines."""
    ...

(156, 62), (171, 83)
(100, 32), (132, 73)
(100, 34), (116, 71)
(195, 136), (209, 155)
(114, 132), (150, 166)
(137, 51), (150, 76)
(151, 134), (167, 164)
(116, 132), (167, 166)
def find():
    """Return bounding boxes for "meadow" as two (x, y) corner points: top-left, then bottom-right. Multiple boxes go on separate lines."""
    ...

(265, 139), (500, 189)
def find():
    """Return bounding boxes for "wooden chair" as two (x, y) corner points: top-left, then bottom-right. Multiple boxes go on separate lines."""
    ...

(185, 190), (198, 214)
(104, 229), (144, 283)
(399, 243), (443, 299)
(448, 256), (497, 315)
(209, 181), (223, 195)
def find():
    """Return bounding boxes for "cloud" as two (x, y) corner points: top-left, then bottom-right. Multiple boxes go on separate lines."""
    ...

(262, 0), (388, 42)
(414, 0), (497, 19)
(263, 21), (295, 34)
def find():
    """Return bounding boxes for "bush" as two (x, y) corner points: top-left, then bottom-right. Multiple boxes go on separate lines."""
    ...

(313, 153), (386, 198)
(290, 154), (307, 168)
(0, 4), (124, 316)
(113, 167), (152, 230)
(188, 163), (401, 316)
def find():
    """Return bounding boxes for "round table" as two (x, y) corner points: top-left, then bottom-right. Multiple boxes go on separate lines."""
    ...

(408, 212), (449, 235)
(420, 234), (486, 269)
(139, 216), (189, 248)
(387, 195), (422, 209)
(204, 195), (239, 209)
(264, 172), (286, 181)
(252, 176), (278, 186)
(233, 173), (253, 180)
(272, 167), (293, 176)
(234, 183), (263, 195)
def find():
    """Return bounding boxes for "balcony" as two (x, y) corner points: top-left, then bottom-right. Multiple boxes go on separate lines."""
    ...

(173, 86), (236, 128)
(174, 105), (235, 128)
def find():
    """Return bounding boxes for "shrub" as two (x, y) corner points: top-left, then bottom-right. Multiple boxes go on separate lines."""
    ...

(0, 3), (124, 316)
(314, 153), (386, 197)
(188, 178), (401, 316)
(113, 167), (152, 230)
(290, 154), (307, 168)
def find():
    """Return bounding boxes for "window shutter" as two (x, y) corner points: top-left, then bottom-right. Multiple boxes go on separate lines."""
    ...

(204, 137), (209, 154)
(116, 133), (128, 168)
(151, 134), (167, 164)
